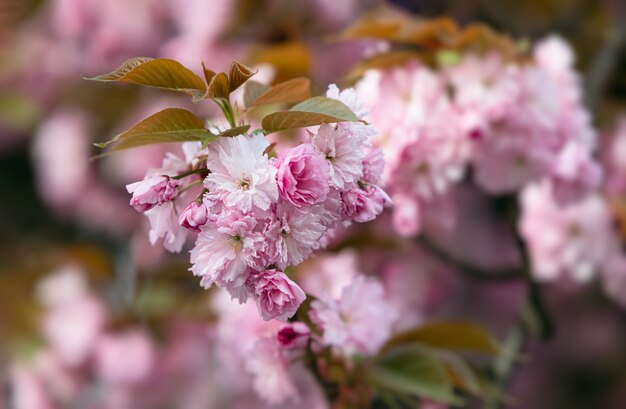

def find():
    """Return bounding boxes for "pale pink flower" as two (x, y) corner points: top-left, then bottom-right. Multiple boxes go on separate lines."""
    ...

(271, 204), (327, 269)
(178, 200), (208, 232)
(190, 211), (260, 290)
(9, 365), (56, 409)
(362, 148), (385, 185)
(519, 182), (619, 282)
(32, 110), (91, 207)
(42, 295), (106, 367)
(310, 124), (364, 189)
(299, 250), (360, 299)
(310, 275), (398, 356)
(145, 201), (188, 253)
(245, 335), (299, 405)
(473, 135), (553, 194)
(205, 134), (278, 212)
(550, 141), (602, 205)
(95, 330), (155, 385)
(127, 175), (179, 212)
(533, 36), (580, 103)
(341, 184), (389, 223)
(392, 194), (422, 237)
(211, 293), (283, 394)
(249, 269), (306, 321)
(393, 134), (466, 200)
(274, 143), (330, 207)
(513, 66), (562, 135)
(326, 83), (369, 119)
(447, 53), (520, 122)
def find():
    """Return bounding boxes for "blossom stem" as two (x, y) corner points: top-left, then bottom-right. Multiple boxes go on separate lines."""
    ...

(171, 168), (207, 180)
(179, 179), (203, 193)
(213, 98), (236, 128)
(417, 236), (524, 281)
(486, 210), (554, 409)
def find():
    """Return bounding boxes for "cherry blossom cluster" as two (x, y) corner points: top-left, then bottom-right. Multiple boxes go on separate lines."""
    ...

(354, 36), (626, 294)
(11, 267), (212, 409)
(356, 36), (601, 237)
(126, 85), (389, 321)
(212, 256), (399, 407)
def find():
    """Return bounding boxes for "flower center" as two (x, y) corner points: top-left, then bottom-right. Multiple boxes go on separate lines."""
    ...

(229, 235), (242, 250)
(415, 162), (430, 176)
(239, 178), (251, 191)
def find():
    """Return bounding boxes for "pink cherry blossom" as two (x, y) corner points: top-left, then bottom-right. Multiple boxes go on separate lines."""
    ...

(95, 330), (155, 385)
(310, 124), (364, 189)
(310, 275), (398, 356)
(446, 53), (520, 123)
(519, 182), (620, 282)
(245, 335), (300, 405)
(271, 204), (327, 269)
(549, 141), (603, 205)
(42, 294), (106, 367)
(326, 83), (369, 119)
(299, 250), (360, 299)
(341, 184), (390, 223)
(178, 200), (208, 232)
(127, 175), (179, 212)
(249, 269), (306, 321)
(145, 201), (188, 253)
(205, 133), (278, 213)
(473, 135), (553, 194)
(274, 143), (330, 207)
(190, 211), (260, 290)
(391, 194), (422, 237)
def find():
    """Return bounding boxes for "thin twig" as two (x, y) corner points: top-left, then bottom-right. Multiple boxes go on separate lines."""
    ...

(417, 236), (523, 281)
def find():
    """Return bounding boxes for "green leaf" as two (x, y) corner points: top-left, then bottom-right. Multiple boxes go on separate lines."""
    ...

(95, 108), (214, 152)
(250, 77), (311, 107)
(85, 57), (207, 101)
(438, 351), (482, 396)
(381, 320), (501, 356)
(369, 344), (462, 405)
(228, 61), (256, 93)
(218, 125), (251, 137)
(243, 81), (270, 108)
(261, 96), (361, 133)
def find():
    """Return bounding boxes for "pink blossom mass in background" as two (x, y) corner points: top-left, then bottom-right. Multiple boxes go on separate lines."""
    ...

(2, 1), (626, 409)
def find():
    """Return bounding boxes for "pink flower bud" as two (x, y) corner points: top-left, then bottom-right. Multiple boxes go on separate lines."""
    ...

(126, 175), (179, 212)
(277, 322), (310, 349)
(250, 269), (306, 321)
(178, 201), (208, 232)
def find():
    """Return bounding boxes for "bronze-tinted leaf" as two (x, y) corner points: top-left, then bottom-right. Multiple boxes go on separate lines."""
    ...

(228, 61), (256, 92)
(95, 108), (214, 152)
(261, 96), (360, 133)
(207, 72), (230, 99)
(218, 124), (251, 137)
(86, 57), (207, 101)
(338, 5), (407, 41)
(243, 81), (270, 108)
(381, 320), (501, 355)
(346, 50), (423, 81)
(250, 77), (310, 107)
(252, 41), (311, 82)
(202, 62), (217, 86)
